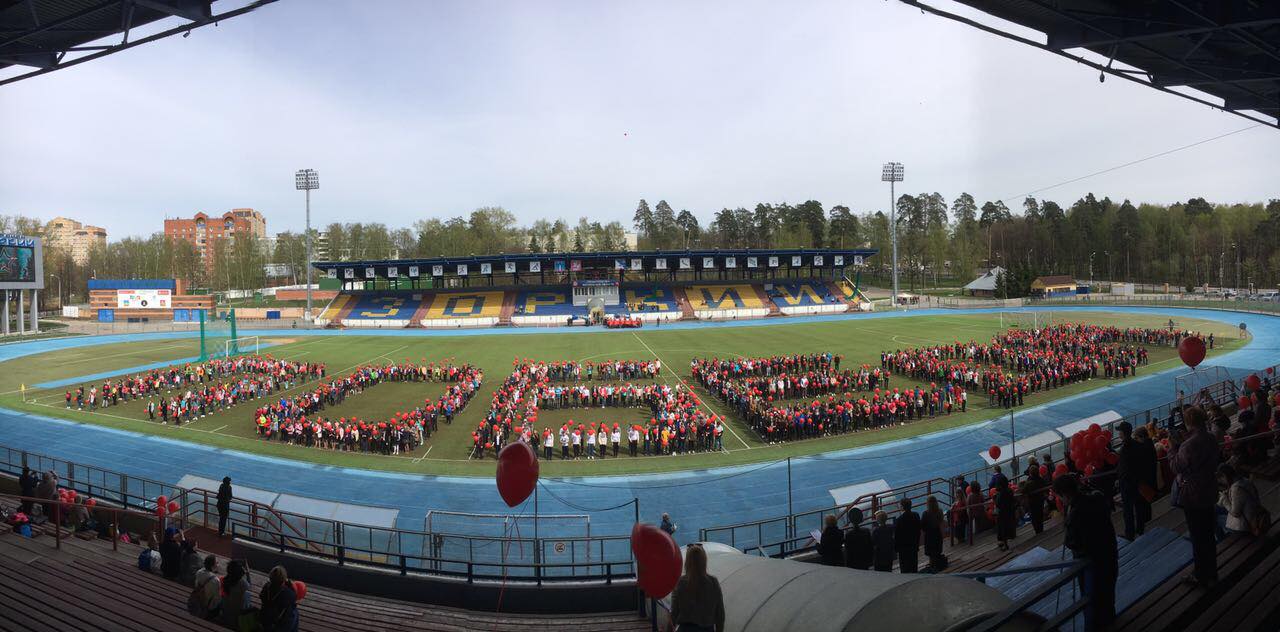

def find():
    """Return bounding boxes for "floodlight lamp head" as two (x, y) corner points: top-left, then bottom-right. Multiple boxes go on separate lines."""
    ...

(295, 169), (319, 190)
(880, 162), (904, 182)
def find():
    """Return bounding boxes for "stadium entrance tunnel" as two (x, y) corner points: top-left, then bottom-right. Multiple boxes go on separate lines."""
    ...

(702, 543), (1035, 631)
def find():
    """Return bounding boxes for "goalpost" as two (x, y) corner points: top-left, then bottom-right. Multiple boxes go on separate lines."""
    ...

(199, 308), (238, 361)
(224, 336), (260, 358)
(999, 310), (1052, 330)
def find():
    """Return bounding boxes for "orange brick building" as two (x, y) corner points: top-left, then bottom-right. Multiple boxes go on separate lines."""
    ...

(164, 208), (267, 278)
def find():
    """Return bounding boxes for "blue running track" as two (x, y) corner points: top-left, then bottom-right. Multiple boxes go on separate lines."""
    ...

(0, 306), (1274, 546)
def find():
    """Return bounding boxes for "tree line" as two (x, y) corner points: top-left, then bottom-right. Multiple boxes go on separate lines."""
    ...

(4, 192), (1278, 304)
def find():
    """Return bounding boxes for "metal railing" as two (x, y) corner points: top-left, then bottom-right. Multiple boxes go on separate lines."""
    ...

(957, 559), (1092, 631)
(699, 359), (1273, 559)
(0, 444), (638, 582)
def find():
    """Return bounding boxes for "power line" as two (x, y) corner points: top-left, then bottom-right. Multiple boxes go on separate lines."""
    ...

(1001, 124), (1264, 205)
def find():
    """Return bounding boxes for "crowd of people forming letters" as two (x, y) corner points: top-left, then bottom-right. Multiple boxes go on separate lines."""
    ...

(471, 359), (727, 459)
(693, 323), (1187, 443)
(58, 322), (1200, 460)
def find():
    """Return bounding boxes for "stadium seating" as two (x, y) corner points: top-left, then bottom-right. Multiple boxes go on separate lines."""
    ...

(340, 294), (425, 328)
(684, 283), (770, 320)
(767, 281), (848, 315)
(621, 286), (682, 322)
(0, 496), (648, 631)
(511, 289), (588, 325)
(420, 290), (505, 327)
(315, 294), (355, 327)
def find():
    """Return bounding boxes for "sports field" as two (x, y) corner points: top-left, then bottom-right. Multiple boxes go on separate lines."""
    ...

(0, 311), (1243, 476)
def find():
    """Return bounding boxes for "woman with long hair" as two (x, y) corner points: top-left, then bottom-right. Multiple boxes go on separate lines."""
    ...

(669, 544), (725, 632)
(258, 565), (299, 632)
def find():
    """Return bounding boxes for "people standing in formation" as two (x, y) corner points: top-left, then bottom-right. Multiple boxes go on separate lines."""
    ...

(474, 359), (725, 459)
(693, 323), (1172, 443)
(252, 361), (482, 455)
(64, 356), (325, 425)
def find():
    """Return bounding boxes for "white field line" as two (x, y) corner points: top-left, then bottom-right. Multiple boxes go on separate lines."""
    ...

(631, 332), (752, 451)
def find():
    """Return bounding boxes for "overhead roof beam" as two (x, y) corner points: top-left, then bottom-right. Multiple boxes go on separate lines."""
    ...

(131, 0), (212, 23)
(1046, 17), (1280, 50)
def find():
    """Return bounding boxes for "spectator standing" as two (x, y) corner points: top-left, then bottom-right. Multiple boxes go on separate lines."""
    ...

(1021, 467), (1048, 534)
(660, 513), (677, 537)
(843, 507), (873, 570)
(871, 512), (895, 571)
(669, 544), (725, 632)
(995, 479), (1018, 551)
(894, 498), (921, 573)
(259, 566), (300, 632)
(35, 471), (58, 519)
(216, 477), (234, 537)
(1055, 473), (1118, 630)
(1172, 406), (1220, 588)
(1117, 422), (1157, 539)
(18, 467), (37, 515)
(818, 514), (844, 566)
(921, 496), (946, 571)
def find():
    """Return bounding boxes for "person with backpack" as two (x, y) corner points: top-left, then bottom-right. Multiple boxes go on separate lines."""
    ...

(188, 555), (222, 620)
(259, 566), (300, 632)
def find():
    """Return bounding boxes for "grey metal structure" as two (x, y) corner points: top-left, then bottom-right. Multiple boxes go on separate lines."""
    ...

(903, 0), (1280, 127)
(0, 0), (278, 86)
(296, 168), (319, 323)
(700, 543), (1032, 631)
(881, 161), (904, 306)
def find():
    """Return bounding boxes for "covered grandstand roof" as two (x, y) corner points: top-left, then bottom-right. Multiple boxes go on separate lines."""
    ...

(313, 247), (877, 281)
(904, 0), (1280, 127)
(963, 265), (1004, 292)
(0, 0), (276, 86)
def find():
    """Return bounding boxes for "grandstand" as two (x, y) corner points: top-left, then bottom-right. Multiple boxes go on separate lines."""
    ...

(311, 248), (875, 329)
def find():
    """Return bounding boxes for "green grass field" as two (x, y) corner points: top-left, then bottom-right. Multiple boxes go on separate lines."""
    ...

(0, 311), (1244, 476)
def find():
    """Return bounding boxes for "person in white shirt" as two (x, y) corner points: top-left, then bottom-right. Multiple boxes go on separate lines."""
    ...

(611, 425), (622, 457)
(190, 555), (222, 619)
(628, 425), (640, 457)
(586, 428), (597, 458)
(560, 427), (570, 460)
(543, 428), (554, 460)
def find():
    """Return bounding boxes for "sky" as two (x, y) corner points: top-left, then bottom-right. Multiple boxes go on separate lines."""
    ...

(1, 0), (1277, 239)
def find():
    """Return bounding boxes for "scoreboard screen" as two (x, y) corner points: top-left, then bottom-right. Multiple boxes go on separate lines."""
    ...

(0, 235), (43, 289)
(0, 244), (35, 282)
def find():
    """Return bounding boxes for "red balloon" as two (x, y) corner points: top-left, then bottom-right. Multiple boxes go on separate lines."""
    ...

(1084, 464), (1096, 477)
(1245, 374), (1262, 392)
(156, 505), (167, 518)
(630, 523), (681, 599)
(1238, 396), (1252, 411)
(156, 495), (168, 508)
(1105, 452), (1119, 466)
(168, 501), (179, 514)
(1268, 367), (1275, 375)
(293, 580), (307, 601)
(495, 442), (538, 507)
(1088, 423), (1101, 435)
(1039, 465), (1049, 477)
(85, 498), (96, 508)
(1092, 435), (1108, 451)
(1178, 337), (1206, 368)
(988, 445), (1001, 460)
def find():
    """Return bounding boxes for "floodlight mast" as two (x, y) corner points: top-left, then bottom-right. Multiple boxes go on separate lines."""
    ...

(295, 169), (319, 324)
(881, 162), (904, 306)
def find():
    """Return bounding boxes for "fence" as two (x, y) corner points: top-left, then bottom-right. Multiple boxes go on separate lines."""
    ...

(699, 359), (1272, 560)
(0, 444), (638, 583)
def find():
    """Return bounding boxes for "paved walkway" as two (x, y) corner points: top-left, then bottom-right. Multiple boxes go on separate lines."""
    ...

(0, 306), (1272, 546)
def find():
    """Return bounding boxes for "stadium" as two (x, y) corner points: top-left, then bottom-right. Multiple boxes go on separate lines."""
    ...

(2, 2), (1279, 632)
